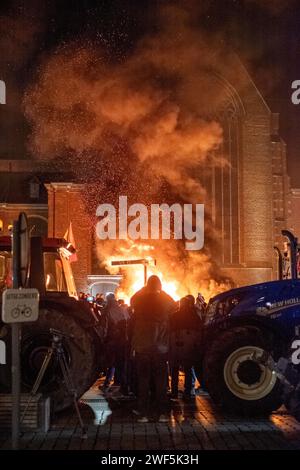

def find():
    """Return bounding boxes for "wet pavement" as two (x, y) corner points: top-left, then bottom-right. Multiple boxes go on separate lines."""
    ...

(1, 381), (300, 450)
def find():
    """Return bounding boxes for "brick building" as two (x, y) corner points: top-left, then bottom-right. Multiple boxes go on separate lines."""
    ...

(45, 182), (93, 293)
(0, 58), (290, 294)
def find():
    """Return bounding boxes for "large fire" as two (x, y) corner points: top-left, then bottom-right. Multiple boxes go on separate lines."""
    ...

(116, 265), (181, 304)
(105, 240), (229, 305)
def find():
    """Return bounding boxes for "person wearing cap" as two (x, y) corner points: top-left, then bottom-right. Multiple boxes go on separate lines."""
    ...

(130, 275), (176, 423)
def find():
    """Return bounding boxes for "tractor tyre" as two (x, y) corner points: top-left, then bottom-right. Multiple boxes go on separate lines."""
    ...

(203, 326), (283, 415)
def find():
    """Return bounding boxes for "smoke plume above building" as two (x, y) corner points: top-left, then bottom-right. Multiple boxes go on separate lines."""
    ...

(245, 0), (296, 15)
(0, 0), (49, 72)
(24, 2), (236, 299)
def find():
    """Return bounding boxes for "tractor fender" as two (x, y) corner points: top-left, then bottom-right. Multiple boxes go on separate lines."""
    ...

(204, 315), (289, 356)
(39, 295), (97, 330)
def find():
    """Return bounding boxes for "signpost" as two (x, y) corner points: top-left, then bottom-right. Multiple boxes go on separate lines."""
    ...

(1, 213), (39, 450)
(111, 258), (157, 285)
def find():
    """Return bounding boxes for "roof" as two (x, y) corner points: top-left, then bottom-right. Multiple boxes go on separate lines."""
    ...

(0, 159), (73, 204)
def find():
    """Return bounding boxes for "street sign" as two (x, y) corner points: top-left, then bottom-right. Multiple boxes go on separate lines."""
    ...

(2, 288), (39, 324)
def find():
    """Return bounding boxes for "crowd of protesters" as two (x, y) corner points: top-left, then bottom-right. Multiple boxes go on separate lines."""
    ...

(80, 275), (206, 423)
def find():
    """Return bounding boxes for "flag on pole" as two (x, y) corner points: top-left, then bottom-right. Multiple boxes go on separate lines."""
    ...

(64, 222), (78, 262)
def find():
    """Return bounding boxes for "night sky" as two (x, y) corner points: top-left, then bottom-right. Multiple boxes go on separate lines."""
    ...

(1, 0), (300, 185)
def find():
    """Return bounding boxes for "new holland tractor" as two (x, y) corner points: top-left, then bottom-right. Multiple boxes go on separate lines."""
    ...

(0, 235), (104, 412)
(200, 230), (300, 415)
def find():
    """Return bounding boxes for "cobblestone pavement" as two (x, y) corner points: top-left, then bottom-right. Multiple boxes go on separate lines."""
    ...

(1, 383), (300, 450)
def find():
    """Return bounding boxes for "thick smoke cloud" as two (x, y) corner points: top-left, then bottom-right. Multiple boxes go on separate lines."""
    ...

(24, 2), (235, 299)
(0, 0), (47, 158)
(245, 0), (296, 15)
(0, 0), (45, 70)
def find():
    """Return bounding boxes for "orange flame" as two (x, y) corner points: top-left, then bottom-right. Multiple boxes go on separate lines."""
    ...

(105, 240), (230, 305)
(115, 264), (181, 304)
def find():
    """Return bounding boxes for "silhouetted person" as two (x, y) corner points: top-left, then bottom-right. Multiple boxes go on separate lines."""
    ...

(100, 293), (128, 394)
(170, 295), (202, 400)
(96, 293), (105, 308)
(78, 292), (85, 300)
(130, 275), (176, 422)
(195, 292), (207, 321)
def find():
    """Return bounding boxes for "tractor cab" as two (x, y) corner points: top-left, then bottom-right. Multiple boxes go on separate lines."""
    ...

(0, 236), (77, 298)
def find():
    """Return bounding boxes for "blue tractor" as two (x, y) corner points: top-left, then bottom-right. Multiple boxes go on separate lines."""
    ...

(201, 230), (300, 415)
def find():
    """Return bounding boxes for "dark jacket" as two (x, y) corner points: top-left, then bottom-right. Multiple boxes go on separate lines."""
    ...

(130, 287), (176, 355)
(100, 296), (128, 367)
(101, 297), (128, 345)
(170, 305), (202, 364)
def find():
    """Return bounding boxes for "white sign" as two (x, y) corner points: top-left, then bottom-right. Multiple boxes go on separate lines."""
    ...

(0, 80), (6, 104)
(2, 289), (39, 324)
(0, 340), (5, 364)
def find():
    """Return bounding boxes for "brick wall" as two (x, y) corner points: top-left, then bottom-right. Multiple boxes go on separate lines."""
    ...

(46, 183), (92, 293)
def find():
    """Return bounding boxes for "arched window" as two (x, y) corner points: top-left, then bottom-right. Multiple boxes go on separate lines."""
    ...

(27, 215), (48, 237)
(0, 219), (3, 233)
(213, 108), (242, 265)
(196, 72), (245, 267)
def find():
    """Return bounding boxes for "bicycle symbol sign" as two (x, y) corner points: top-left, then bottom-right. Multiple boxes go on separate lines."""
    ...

(11, 305), (33, 320)
(2, 289), (39, 324)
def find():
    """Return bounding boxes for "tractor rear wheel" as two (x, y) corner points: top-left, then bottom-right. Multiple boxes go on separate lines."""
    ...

(203, 326), (283, 415)
(21, 307), (98, 412)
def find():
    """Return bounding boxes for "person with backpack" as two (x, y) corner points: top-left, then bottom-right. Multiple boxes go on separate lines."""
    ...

(130, 275), (176, 423)
(170, 295), (202, 400)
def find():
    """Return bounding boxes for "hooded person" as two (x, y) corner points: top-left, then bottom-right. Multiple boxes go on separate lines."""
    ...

(130, 275), (176, 423)
(100, 292), (129, 394)
(170, 295), (202, 399)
